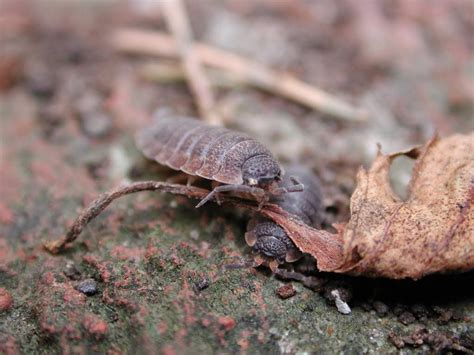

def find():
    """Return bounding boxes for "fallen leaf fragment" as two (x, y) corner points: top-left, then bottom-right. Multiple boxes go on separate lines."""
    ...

(332, 133), (474, 279)
(261, 205), (343, 271)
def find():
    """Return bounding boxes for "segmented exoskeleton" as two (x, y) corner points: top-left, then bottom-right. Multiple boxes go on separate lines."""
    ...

(245, 166), (324, 271)
(136, 112), (303, 207)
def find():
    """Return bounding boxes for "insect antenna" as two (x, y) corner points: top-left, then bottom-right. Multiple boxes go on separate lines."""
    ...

(271, 176), (305, 196)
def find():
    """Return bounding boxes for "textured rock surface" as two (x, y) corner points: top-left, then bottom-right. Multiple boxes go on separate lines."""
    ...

(1, 1), (473, 353)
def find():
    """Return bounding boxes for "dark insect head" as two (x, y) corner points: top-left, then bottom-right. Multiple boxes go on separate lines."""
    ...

(245, 221), (302, 265)
(242, 155), (281, 189)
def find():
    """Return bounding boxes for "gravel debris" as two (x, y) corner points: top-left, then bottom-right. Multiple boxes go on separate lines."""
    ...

(75, 279), (99, 296)
(276, 284), (297, 299)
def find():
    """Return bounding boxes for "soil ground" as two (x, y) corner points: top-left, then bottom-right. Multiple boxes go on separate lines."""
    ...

(1, 1), (473, 353)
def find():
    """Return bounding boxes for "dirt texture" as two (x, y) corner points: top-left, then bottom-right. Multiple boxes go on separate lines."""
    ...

(1, 0), (473, 354)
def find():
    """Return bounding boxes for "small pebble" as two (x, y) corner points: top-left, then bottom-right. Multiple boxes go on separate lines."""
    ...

(64, 262), (82, 280)
(75, 278), (98, 296)
(388, 331), (405, 349)
(217, 316), (236, 331)
(276, 284), (297, 299)
(432, 306), (453, 324)
(408, 326), (429, 345)
(410, 303), (430, 319)
(194, 277), (210, 292)
(0, 288), (13, 311)
(373, 301), (389, 317)
(398, 311), (416, 325)
(392, 304), (407, 316)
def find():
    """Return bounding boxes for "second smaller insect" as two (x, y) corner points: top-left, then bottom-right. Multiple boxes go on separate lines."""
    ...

(245, 166), (325, 272)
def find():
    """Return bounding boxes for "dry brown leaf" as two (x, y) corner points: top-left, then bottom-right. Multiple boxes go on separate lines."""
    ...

(326, 133), (474, 279)
(260, 204), (344, 271)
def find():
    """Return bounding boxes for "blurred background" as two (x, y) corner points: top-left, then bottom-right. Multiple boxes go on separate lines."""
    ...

(2, 0), (473, 214)
(0, 1), (473, 353)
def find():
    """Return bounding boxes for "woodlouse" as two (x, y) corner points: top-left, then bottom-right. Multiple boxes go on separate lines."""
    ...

(136, 112), (303, 207)
(245, 166), (324, 271)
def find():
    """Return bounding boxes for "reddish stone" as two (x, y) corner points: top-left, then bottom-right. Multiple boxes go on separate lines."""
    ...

(0, 288), (13, 311)
(276, 284), (297, 299)
(218, 316), (236, 331)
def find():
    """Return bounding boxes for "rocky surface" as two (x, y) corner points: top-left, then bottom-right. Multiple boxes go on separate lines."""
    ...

(1, 1), (472, 353)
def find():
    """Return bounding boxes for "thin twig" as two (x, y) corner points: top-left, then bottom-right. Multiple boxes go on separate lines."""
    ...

(43, 181), (209, 254)
(140, 61), (246, 88)
(42, 180), (343, 272)
(161, 0), (221, 125)
(111, 28), (368, 122)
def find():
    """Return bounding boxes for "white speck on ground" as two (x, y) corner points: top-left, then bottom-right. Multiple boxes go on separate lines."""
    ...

(331, 289), (352, 315)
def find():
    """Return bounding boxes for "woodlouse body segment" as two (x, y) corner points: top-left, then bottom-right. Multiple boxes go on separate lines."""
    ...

(195, 132), (247, 178)
(212, 141), (277, 185)
(181, 126), (229, 176)
(136, 112), (294, 207)
(245, 166), (324, 269)
(167, 125), (211, 170)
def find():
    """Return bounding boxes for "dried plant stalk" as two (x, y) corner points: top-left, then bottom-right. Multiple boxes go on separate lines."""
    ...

(111, 28), (368, 122)
(43, 181), (209, 254)
(161, 0), (221, 125)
